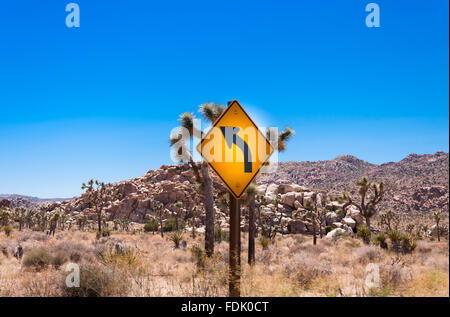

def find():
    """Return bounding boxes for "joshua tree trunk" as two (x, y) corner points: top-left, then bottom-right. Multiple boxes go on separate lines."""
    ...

(159, 214), (164, 238)
(201, 163), (215, 257)
(365, 216), (371, 230)
(248, 196), (256, 265)
(192, 217), (196, 239)
(313, 224), (317, 245)
(97, 210), (102, 234)
(436, 218), (440, 242)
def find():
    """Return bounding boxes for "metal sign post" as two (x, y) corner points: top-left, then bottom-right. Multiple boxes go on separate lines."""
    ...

(229, 193), (241, 297)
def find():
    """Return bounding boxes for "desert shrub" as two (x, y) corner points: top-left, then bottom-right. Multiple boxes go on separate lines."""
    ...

(190, 243), (206, 268)
(355, 245), (383, 264)
(2, 225), (12, 237)
(356, 224), (371, 244)
(163, 218), (185, 232)
(169, 231), (183, 248)
(214, 225), (222, 243)
(401, 234), (417, 253)
(260, 236), (270, 250)
(61, 263), (131, 297)
(23, 247), (51, 270)
(372, 232), (388, 249)
(285, 255), (332, 289)
(51, 251), (68, 269)
(100, 246), (140, 270)
(388, 230), (402, 253)
(143, 217), (159, 233)
(380, 261), (412, 289)
(416, 241), (432, 254)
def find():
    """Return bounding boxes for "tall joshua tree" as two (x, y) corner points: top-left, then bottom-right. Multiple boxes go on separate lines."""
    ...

(170, 102), (224, 257)
(81, 179), (115, 236)
(434, 211), (441, 242)
(155, 203), (165, 237)
(341, 177), (384, 230)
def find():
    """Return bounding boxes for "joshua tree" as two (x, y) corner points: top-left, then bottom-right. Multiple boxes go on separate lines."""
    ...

(48, 209), (61, 236)
(81, 180), (115, 236)
(155, 203), (165, 237)
(379, 209), (399, 232)
(341, 177), (384, 230)
(302, 196), (319, 245)
(434, 211), (441, 242)
(172, 201), (183, 232)
(190, 205), (200, 239)
(0, 207), (12, 227)
(14, 207), (26, 231)
(169, 103), (224, 257)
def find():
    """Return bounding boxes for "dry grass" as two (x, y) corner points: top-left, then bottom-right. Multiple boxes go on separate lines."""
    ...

(0, 229), (448, 297)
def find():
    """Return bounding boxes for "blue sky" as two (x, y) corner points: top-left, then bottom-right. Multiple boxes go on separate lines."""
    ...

(0, 0), (448, 198)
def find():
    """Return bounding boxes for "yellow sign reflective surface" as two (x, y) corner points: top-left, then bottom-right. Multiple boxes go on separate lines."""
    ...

(196, 100), (274, 199)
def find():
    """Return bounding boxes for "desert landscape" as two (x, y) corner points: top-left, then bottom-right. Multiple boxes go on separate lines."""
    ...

(0, 152), (448, 297)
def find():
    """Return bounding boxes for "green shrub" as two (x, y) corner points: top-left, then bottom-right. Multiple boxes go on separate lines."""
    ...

(401, 234), (417, 253)
(23, 247), (51, 270)
(388, 230), (402, 253)
(2, 225), (12, 237)
(372, 232), (388, 249)
(260, 236), (270, 250)
(144, 218), (160, 233)
(51, 251), (68, 269)
(169, 231), (183, 248)
(163, 218), (185, 232)
(356, 224), (371, 244)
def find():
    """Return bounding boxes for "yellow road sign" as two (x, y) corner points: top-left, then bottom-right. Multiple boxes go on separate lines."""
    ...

(196, 100), (274, 199)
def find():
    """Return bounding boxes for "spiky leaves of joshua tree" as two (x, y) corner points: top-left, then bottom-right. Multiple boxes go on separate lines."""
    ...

(379, 209), (399, 233)
(81, 180), (116, 237)
(434, 211), (441, 242)
(341, 177), (384, 230)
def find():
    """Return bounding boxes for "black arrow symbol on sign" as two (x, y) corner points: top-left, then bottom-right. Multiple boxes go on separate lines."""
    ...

(220, 126), (252, 173)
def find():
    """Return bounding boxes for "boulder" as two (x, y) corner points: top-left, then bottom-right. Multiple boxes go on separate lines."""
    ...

(346, 207), (365, 225)
(326, 201), (345, 212)
(265, 183), (278, 201)
(294, 200), (302, 209)
(281, 192), (296, 208)
(332, 222), (343, 229)
(288, 220), (307, 234)
(278, 184), (308, 194)
(326, 228), (349, 239)
(256, 184), (267, 195)
(326, 212), (338, 225)
(342, 217), (356, 229)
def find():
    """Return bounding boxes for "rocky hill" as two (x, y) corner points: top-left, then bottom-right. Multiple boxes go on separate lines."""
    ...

(1, 152), (447, 226)
(257, 151), (449, 213)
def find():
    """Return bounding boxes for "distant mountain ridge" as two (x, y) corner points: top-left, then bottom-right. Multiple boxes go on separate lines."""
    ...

(0, 194), (71, 203)
(256, 151), (449, 213)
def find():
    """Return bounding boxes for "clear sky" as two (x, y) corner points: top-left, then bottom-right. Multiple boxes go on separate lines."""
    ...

(0, 0), (448, 198)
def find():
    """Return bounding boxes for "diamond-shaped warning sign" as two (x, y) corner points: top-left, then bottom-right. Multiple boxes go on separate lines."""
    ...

(196, 100), (274, 199)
